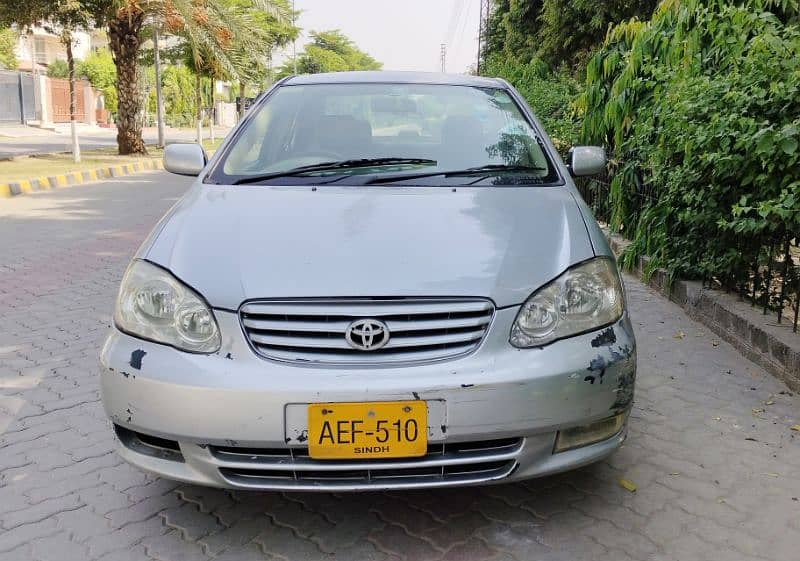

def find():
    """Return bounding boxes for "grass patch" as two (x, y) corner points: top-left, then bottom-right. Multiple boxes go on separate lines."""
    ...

(0, 139), (223, 183)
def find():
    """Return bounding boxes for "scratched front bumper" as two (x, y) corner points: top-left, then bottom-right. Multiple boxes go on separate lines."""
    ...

(99, 308), (636, 490)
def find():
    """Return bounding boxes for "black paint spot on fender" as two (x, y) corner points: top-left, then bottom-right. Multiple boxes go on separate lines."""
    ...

(461, 383), (475, 388)
(225, 353), (233, 360)
(611, 344), (634, 363)
(129, 349), (147, 370)
(441, 424), (447, 434)
(121, 371), (130, 379)
(589, 356), (608, 371)
(285, 437), (291, 443)
(586, 355), (607, 384)
(412, 391), (421, 400)
(296, 430), (308, 443)
(591, 327), (616, 348)
(611, 369), (636, 410)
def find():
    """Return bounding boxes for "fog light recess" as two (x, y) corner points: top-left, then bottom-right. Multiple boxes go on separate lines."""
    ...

(554, 412), (627, 453)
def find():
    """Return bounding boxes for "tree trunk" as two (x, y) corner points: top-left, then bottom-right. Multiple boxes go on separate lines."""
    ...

(64, 32), (80, 163)
(108, 9), (147, 155)
(153, 24), (165, 149)
(195, 72), (202, 144)
(209, 78), (215, 143)
(238, 81), (246, 121)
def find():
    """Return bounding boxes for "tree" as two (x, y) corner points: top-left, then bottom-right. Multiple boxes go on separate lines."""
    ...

(537, 0), (658, 67)
(3, 0), (291, 155)
(277, 29), (381, 78)
(480, 0), (657, 70)
(181, 42), (224, 142)
(225, 0), (297, 119)
(47, 58), (70, 78)
(62, 28), (82, 161)
(0, 1), (89, 162)
(168, 0), (297, 134)
(77, 47), (117, 114)
(0, 26), (17, 69)
(161, 64), (195, 126)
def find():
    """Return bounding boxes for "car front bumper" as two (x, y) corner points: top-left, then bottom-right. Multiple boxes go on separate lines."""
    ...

(99, 308), (636, 491)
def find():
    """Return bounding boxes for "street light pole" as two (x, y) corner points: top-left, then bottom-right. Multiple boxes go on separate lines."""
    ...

(153, 24), (165, 148)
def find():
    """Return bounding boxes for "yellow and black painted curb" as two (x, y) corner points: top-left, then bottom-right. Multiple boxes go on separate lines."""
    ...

(0, 158), (165, 199)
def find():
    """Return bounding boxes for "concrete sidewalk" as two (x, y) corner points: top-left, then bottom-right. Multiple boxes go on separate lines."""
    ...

(0, 124), (69, 138)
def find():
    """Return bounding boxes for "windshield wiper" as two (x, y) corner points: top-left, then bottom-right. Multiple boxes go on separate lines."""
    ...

(231, 158), (437, 185)
(458, 164), (548, 174)
(365, 163), (548, 184)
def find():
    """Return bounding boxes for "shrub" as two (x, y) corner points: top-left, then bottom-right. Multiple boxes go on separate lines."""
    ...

(47, 58), (69, 79)
(78, 48), (117, 115)
(482, 55), (581, 154)
(161, 65), (197, 127)
(577, 0), (800, 308)
(0, 27), (16, 69)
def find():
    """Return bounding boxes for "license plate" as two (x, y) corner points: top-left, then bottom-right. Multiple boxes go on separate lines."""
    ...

(307, 401), (427, 460)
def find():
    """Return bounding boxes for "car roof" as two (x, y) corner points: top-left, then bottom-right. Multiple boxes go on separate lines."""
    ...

(283, 71), (506, 88)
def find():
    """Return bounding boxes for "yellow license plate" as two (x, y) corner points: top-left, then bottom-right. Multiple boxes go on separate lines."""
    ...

(307, 401), (427, 460)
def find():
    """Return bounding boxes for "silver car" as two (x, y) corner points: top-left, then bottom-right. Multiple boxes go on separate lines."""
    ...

(100, 71), (636, 491)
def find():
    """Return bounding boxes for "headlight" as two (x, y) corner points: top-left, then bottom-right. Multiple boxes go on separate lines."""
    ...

(510, 257), (623, 348)
(114, 260), (221, 353)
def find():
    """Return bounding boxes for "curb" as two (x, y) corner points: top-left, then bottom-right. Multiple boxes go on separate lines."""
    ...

(0, 159), (164, 198)
(606, 230), (800, 392)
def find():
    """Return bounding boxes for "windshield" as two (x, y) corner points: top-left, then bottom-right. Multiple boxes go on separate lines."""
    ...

(208, 83), (560, 186)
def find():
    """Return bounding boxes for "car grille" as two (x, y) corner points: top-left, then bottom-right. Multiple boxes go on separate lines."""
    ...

(210, 438), (521, 489)
(240, 298), (495, 365)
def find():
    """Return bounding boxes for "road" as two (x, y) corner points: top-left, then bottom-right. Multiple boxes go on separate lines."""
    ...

(0, 127), (228, 159)
(1, 173), (799, 561)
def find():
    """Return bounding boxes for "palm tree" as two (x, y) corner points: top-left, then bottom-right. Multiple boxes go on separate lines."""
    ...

(176, 0), (296, 140)
(1, 0), (291, 154)
(100, 0), (292, 154)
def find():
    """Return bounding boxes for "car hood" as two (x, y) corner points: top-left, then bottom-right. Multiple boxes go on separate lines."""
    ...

(144, 184), (595, 310)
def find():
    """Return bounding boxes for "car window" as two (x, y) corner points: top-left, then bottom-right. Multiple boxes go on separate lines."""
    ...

(213, 83), (558, 185)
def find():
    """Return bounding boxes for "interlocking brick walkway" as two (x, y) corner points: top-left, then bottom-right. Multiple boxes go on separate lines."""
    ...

(1, 174), (798, 561)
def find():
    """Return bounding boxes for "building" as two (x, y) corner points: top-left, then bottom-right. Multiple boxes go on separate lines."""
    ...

(14, 26), (107, 73)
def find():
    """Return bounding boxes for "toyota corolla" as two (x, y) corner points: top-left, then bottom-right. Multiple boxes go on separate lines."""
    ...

(100, 71), (636, 491)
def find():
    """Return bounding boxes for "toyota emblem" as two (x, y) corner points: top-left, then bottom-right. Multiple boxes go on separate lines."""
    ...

(345, 319), (390, 351)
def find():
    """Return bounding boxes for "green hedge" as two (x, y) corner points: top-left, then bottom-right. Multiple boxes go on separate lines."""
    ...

(577, 0), (800, 307)
(482, 55), (581, 155)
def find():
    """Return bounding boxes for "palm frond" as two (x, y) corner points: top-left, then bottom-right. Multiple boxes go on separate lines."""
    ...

(154, 0), (287, 82)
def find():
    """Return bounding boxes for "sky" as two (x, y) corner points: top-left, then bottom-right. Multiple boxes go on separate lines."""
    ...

(273, 0), (482, 74)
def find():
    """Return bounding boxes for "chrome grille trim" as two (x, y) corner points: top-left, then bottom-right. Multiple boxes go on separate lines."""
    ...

(210, 438), (522, 489)
(240, 298), (495, 365)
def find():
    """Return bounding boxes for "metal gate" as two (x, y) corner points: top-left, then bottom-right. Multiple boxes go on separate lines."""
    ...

(49, 78), (85, 123)
(0, 71), (37, 123)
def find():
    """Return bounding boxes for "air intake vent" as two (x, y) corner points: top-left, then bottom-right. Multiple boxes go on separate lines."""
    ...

(210, 438), (522, 490)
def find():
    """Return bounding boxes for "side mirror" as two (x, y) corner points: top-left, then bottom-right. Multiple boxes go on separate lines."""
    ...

(568, 146), (606, 177)
(164, 143), (207, 176)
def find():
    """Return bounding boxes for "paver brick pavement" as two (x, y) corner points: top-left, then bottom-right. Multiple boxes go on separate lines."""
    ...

(1, 173), (799, 560)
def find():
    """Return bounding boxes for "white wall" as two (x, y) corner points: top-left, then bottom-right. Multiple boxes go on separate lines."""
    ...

(14, 27), (92, 69)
